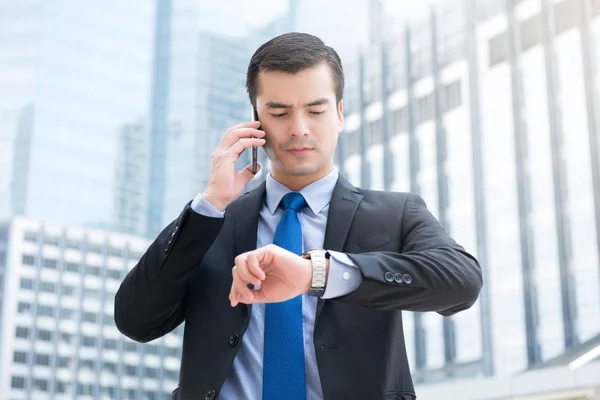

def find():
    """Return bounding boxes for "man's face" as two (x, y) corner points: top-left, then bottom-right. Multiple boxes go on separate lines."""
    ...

(255, 63), (344, 184)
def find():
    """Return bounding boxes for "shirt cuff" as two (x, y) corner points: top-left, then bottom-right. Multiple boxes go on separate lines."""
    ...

(190, 193), (225, 218)
(322, 251), (362, 299)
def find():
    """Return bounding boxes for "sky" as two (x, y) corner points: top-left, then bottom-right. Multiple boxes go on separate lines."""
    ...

(197, 0), (441, 37)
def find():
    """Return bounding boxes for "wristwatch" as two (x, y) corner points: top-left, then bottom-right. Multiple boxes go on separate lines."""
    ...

(301, 249), (330, 297)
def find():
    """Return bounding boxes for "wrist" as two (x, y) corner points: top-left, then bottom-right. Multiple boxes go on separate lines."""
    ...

(201, 189), (229, 212)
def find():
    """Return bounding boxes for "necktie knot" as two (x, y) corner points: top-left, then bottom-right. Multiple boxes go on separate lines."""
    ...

(280, 192), (307, 213)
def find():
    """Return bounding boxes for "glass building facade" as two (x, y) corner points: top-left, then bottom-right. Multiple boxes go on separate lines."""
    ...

(331, 0), (600, 381)
(0, 1), (157, 231)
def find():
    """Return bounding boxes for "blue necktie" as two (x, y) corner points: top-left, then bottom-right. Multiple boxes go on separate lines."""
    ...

(263, 192), (307, 400)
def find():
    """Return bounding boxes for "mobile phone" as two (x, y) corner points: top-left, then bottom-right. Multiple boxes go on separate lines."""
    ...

(251, 108), (259, 174)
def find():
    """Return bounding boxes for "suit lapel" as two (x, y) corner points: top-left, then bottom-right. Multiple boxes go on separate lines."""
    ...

(317, 175), (363, 320)
(232, 182), (266, 316)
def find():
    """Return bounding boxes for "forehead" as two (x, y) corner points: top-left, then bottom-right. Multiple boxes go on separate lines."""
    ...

(256, 63), (336, 102)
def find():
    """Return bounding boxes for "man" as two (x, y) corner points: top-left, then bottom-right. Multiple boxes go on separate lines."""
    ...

(115, 32), (482, 400)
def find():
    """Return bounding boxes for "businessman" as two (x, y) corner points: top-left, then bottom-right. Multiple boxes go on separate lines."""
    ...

(115, 32), (483, 400)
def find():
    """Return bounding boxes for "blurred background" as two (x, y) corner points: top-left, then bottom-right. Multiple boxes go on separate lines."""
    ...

(1, 0), (600, 399)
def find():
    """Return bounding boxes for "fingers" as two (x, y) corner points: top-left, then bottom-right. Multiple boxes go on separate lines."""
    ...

(220, 125), (265, 149)
(240, 163), (262, 182)
(228, 137), (266, 158)
(229, 253), (265, 307)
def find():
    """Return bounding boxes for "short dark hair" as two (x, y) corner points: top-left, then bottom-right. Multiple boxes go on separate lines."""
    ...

(246, 32), (344, 108)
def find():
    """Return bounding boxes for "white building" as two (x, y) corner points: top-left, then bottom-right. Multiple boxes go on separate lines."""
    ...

(0, 218), (182, 400)
(331, 0), (600, 393)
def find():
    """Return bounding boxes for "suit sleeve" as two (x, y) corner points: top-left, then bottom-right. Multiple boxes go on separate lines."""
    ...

(114, 201), (224, 342)
(339, 193), (483, 316)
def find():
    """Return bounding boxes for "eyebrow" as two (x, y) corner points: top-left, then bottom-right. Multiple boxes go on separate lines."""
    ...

(265, 98), (330, 109)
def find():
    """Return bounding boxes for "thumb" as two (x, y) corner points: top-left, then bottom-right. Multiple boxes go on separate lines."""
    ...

(240, 163), (261, 182)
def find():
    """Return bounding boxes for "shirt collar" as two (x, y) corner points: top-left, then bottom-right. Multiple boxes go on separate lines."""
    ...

(265, 168), (339, 216)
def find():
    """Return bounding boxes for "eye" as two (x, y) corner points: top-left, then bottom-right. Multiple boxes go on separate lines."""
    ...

(310, 110), (325, 115)
(270, 113), (287, 118)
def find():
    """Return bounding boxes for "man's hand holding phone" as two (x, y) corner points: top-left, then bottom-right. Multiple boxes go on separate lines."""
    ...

(202, 121), (265, 212)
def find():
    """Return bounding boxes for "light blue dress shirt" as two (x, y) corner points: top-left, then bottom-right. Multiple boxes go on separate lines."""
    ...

(190, 168), (362, 400)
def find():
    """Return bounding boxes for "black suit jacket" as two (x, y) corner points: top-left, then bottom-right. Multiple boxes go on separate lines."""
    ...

(114, 176), (482, 400)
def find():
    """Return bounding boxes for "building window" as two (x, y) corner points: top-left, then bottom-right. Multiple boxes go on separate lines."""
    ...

(83, 312), (96, 323)
(520, 14), (542, 51)
(43, 258), (57, 269)
(107, 269), (121, 280)
(146, 344), (159, 355)
(104, 387), (117, 398)
(64, 262), (79, 272)
(15, 326), (30, 338)
(82, 336), (96, 347)
(78, 384), (93, 395)
(56, 381), (68, 393)
(40, 281), (56, 293)
(366, 119), (383, 146)
(166, 347), (179, 358)
(37, 329), (52, 342)
(58, 357), (70, 368)
(489, 31), (508, 66)
(37, 305), (54, 317)
(124, 341), (138, 353)
(20, 278), (34, 290)
(108, 246), (123, 257)
(417, 94), (434, 124)
(18, 302), (31, 313)
(125, 364), (138, 376)
(345, 130), (360, 155)
(13, 351), (28, 363)
(22, 254), (35, 266)
(87, 243), (103, 254)
(24, 231), (37, 242)
(60, 308), (74, 320)
(145, 367), (158, 378)
(33, 379), (48, 392)
(165, 369), (179, 381)
(44, 235), (60, 247)
(104, 339), (117, 350)
(66, 239), (81, 250)
(85, 288), (100, 299)
(103, 362), (117, 374)
(11, 376), (26, 389)
(442, 80), (462, 112)
(391, 107), (408, 134)
(80, 359), (95, 370)
(554, 0), (579, 34)
(60, 332), (72, 344)
(104, 314), (114, 325)
(34, 353), (50, 366)
(86, 265), (101, 277)
(63, 285), (75, 296)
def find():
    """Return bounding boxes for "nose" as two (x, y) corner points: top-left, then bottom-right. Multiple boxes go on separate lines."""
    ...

(289, 114), (309, 138)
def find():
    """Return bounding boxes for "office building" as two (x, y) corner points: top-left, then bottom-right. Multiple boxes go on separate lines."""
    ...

(334, 0), (600, 390)
(0, 217), (182, 399)
(0, 1), (157, 230)
(113, 120), (150, 237)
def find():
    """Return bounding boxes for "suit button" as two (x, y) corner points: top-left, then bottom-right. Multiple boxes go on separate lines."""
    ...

(205, 389), (216, 400)
(384, 272), (394, 282)
(394, 273), (404, 284)
(403, 274), (413, 284)
(229, 333), (240, 347)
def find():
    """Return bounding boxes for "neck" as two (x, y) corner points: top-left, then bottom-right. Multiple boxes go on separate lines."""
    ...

(271, 166), (334, 192)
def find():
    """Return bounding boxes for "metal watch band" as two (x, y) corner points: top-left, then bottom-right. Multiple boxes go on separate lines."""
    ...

(301, 249), (329, 297)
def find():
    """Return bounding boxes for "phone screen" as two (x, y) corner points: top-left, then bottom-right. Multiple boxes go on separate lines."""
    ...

(251, 108), (259, 174)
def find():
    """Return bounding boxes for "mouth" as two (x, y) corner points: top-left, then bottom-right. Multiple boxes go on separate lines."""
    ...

(287, 148), (313, 154)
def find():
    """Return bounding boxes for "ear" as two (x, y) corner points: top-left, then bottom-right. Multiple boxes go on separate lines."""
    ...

(337, 100), (344, 131)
